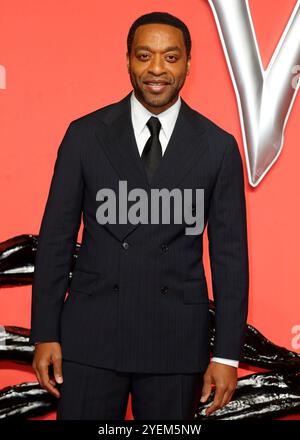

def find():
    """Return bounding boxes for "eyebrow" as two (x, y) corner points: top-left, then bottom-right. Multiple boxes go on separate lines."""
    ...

(135, 45), (182, 53)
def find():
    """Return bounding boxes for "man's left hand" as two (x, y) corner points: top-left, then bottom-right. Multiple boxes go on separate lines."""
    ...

(200, 361), (237, 416)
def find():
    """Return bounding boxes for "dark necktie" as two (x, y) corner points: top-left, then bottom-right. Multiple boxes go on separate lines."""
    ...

(141, 116), (162, 183)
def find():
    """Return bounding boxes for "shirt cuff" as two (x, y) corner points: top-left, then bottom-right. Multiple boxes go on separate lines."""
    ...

(211, 357), (239, 368)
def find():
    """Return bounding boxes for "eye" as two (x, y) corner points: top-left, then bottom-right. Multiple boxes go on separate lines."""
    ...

(137, 53), (150, 61)
(166, 55), (177, 62)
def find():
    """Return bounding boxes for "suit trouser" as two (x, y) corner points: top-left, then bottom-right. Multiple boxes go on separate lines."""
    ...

(56, 359), (204, 420)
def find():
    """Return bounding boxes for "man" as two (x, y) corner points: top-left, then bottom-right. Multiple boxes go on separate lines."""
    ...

(30, 11), (249, 420)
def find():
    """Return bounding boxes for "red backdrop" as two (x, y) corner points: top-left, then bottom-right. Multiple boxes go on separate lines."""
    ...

(0, 0), (299, 420)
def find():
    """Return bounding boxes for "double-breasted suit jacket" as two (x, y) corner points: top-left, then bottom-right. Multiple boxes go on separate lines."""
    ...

(29, 90), (249, 373)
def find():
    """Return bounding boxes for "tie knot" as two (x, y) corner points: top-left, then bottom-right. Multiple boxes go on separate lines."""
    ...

(146, 116), (161, 137)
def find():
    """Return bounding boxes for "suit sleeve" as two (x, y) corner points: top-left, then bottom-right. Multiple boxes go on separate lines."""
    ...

(29, 122), (84, 344)
(207, 134), (249, 360)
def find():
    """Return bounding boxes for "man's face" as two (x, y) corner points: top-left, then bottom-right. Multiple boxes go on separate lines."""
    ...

(127, 23), (190, 114)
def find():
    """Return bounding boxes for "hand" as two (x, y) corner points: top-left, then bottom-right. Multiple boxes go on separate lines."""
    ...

(32, 342), (63, 398)
(200, 361), (237, 416)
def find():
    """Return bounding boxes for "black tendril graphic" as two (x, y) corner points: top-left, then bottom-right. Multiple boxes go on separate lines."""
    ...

(0, 235), (299, 419)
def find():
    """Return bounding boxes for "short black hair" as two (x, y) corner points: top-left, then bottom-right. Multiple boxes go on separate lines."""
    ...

(127, 11), (191, 58)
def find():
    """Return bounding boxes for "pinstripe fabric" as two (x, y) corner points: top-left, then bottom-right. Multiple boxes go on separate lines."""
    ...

(29, 91), (249, 374)
(56, 359), (204, 420)
(56, 360), (130, 419)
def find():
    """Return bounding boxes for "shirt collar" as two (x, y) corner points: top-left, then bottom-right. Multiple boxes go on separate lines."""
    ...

(130, 90), (181, 139)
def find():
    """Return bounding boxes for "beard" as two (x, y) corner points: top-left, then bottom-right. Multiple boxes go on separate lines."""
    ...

(130, 73), (185, 110)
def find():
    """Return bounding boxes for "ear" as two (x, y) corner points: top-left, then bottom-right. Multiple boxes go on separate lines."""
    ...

(126, 52), (130, 73)
(186, 55), (191, 75)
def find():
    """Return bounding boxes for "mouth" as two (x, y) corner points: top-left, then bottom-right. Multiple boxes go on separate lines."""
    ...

(143, 80), (170, 93)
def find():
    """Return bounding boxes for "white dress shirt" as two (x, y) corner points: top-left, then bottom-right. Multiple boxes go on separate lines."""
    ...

(130, 90), (239, 369)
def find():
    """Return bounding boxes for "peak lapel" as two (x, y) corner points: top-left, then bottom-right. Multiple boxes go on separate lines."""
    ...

(94, 92), (208, 242)
(94, 92), (149, 241)
(149, 98), (207, 189)
(95, 92), (149, 192)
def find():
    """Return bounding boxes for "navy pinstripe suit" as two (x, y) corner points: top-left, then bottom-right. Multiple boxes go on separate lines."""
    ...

(29, 90), (249, 377)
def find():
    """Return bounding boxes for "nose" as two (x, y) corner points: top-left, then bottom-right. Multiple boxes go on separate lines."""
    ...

(148, 53), (167, 75)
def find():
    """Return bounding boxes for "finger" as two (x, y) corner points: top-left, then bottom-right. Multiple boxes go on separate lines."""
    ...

(200, 375), (212, 403)
(220, 388), (234, 408)
(38, 362), (60, 398)
(52, 356), (63, 384)
(34, 367), (43, 388)
(205, 384), (225, 416)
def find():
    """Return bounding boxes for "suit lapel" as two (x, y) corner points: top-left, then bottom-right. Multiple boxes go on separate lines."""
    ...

(94, 91), (209, 241)
(149, 98), (207, 189)
(95, 91), (149, 192)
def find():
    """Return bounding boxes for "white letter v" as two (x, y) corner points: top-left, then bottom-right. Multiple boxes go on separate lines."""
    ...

(208, 0), (300, 186)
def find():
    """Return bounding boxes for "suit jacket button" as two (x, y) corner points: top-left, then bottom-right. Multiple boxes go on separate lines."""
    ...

(113, 284), (119, 292)
(161, 243), (168, 253)
(161, 286), (168, 294)
(122, 241), (130, 250)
